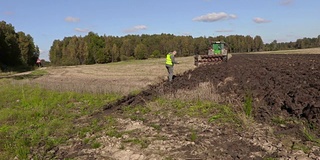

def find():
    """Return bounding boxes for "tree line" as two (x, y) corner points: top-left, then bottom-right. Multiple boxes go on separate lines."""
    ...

(49, 32), (266, 65)
(49, 32), (320, 66)
(0, 21), (40, 71)
(1, 21), (320, 68)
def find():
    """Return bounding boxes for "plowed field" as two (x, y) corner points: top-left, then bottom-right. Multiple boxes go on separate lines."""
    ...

(175, 54), (320, 129)
(35, 53), (320, 159)
(107, 54), (320, 135)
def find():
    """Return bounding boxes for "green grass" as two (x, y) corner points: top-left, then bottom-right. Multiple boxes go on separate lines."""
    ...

(156, 99), (214, 117)
(150, 123), (161, 131)
(0, 71), (17, 76)
(91, 141), (102, 149)
(271, 116), (286, 125)
(244, 94), (253, 117)
(190, 129), (198, 142)
(122, 105), (151, 121)
(104, 116), (123, 138)
(291, 141), (312, 153)
(122, 138), (150, 148)
(0, 79), (120, 159)
(302, 127), (320, 144)
(30, 69), (49, 76)
(154, 98), (240, 125)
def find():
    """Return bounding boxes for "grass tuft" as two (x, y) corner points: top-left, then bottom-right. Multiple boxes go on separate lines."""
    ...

(123, 138), (150, 148)
(302, 127), (320, 144)
(0, 79), (120, 159)
(244, 94), (253, 117)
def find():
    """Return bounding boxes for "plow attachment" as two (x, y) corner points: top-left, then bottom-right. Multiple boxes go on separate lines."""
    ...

(194, 41), (232, 66)
(194, 54), (232, 66)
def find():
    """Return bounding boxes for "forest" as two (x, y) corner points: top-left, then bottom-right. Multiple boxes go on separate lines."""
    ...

(0, 21), (39, 70)
(1, 21), (320, 67)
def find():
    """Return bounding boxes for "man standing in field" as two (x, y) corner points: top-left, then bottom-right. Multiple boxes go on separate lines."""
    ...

(208, 47), (214, 55)
(36, 58), (42, 67)
(165, 50), (179, 82)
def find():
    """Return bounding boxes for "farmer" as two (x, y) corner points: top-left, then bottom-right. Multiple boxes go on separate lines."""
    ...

(165, 50), (179, 82)
(208, 47), (214, 55)
(36, 58), (42, 67)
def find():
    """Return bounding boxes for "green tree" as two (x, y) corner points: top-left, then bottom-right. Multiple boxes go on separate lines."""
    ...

(134, 43), (148, 59)
(84, 32), (105, 64)
(48, 29), (320, 66)
(49, 40), (63, 65)
(77, 39), (88, 65)
(253, 35), (264, 52)
(120, 38), (134, 60)
(111, 43), (120, 62)
(17, 32), (39, 66)
(270, 40), (278, 51)
(151, 50), (161, 58)
(245, 35), (253, 52)
(0, 21), (21, 66)
(181, 36), (194, 57)
(193, 37), (208, 55)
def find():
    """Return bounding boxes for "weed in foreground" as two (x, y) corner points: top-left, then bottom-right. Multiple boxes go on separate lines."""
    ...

(30, 69), (49, 76)
(244, 94), (253, 117)
(150, 123), (161, 131)
(291, 141), (312, 154)
(302, 127), (320, 144)
(271, 116), (286, 125)
(122, 105), (151, 121)
(0, 79), (120, 159)
(123, 138), (150, 149)
(106, 129), (123, 138)
(154, 98), (240, 125)
(208, 114), (222, 122)
(190, 129), (198, 142)
(91, 141), (102, 149)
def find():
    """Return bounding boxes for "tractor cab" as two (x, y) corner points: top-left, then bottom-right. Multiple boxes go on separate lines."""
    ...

(194, 41), (229, 66)
(212, 41), (227, 55)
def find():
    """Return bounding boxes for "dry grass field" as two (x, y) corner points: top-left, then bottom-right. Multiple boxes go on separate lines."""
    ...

(6, 48), (320, 96)
(28, 48), (320, 96)
(31, 57), (196, 95)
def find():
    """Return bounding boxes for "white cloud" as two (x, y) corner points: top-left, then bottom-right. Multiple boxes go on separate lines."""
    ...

(4, 11), (14, 15)
(229, 14), (237, 19)
(124, 25), (147, 33)
(253, 17), (271, 24)
(65, 16), (80, 22)
(280, 0), (294, 5)
(39, 49), (49, 60)
(193, 12), (237, 22)
(75, 28), (90, 33)
(180, 32), (191, 36)
(39, 48), (49, 54)
(216, 29), (233, 33)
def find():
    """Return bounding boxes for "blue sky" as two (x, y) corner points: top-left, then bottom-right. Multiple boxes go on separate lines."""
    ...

(1, 0), (319, 60)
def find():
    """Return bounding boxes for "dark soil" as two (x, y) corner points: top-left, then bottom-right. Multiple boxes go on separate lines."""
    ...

(106, 54), (320, 136)
(55, 54), (320, 159)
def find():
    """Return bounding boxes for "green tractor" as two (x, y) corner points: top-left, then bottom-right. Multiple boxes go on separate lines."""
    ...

(194, 41), (230, 66)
